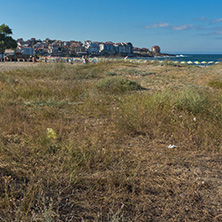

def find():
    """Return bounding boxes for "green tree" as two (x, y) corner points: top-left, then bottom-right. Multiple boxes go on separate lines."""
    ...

(0, 24), (17, 61)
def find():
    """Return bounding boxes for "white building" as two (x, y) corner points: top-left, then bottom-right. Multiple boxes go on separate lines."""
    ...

(114, 42), (133, 55)
(84, 41), (100, 54)
(48, 45), (59, 54)
(99, 42), (115, 55)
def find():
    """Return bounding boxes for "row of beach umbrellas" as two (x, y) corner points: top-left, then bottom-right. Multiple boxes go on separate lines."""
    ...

(39, 57), (220, 65)
(127, 59), (220, 65)
(182, 61), (216, 65)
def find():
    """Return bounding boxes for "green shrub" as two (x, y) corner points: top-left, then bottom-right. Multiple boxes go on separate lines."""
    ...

(96, 77), (143, 93)
(208, 80), (222, 89)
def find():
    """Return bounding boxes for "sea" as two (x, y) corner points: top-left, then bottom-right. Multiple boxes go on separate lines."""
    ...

(145, 54), (222, 64)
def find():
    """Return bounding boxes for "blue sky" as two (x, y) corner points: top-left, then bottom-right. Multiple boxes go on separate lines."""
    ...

(1, 0), (222, 53)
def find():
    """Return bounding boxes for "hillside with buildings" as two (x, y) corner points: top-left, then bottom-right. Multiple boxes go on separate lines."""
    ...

(5, 38), (171, 58)
(16, 38), (134, 57)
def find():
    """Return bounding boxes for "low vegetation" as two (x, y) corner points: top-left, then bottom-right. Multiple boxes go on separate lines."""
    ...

(96, 77), (143, 93)
(1, 61), (222, 221)
(208, 79), (222, 89)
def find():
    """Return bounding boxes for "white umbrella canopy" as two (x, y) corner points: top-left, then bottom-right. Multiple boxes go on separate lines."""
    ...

(187, 61), (193, 64)
(194, 61), (200, 65)
(180, 61), (186, 64)
(208, 61), (214, 64)
(201, 61), (207, 64)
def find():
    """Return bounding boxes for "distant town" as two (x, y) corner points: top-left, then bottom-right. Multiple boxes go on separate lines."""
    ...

(9, 38), (164, 58)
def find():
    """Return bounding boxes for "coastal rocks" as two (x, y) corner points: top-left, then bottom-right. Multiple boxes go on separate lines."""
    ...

(152, 45), (161, 54)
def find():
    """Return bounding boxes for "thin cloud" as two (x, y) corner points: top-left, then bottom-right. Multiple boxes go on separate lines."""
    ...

(194, 26), (222, 31)
(144, 20), (222, 36)
(200, 17), (208, 21)
(171, 24), (194, 31)
(211, 27), (222, 31)
(145, 23), (170, 29)
(199, 31), (222, 36)
(211, 31), (222, 35)
(195, 17), (209, 22)
(211, 18), (222, 24)
(194, 17), (222, 24)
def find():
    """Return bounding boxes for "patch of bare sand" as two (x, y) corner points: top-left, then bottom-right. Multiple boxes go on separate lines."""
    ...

(0, 62), (39, 72)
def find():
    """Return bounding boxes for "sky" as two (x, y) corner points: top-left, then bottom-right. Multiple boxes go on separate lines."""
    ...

(1, 0), (222, 54)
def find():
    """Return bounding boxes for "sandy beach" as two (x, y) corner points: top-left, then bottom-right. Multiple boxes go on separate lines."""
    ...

(0, 62), (39, 72)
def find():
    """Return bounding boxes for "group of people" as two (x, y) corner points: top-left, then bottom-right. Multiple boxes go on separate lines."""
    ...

(82, 55), (89, 64)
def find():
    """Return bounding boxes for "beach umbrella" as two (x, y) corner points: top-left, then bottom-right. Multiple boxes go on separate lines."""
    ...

(215, 62), (219, 64)
(194, 61), (200, 65)
(208, 61), (214, 64)
(180, 61), (186, 64)
(187, 61), (193, 64)
(201, 61), (207, 64)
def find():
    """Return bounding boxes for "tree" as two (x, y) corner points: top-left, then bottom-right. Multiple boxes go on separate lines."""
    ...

(0, 24), (17, 61)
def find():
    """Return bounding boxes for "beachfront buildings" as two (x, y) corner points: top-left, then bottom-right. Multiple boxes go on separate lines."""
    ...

(15, 38), (135, 57)
(114, 42), (133, 55)
(21, 47), (34, 55)
(16, 44), (34, 55)
(99, 42), (115, 55)
(99, 42), (133, 55)
(84, 41), (100, 54)
(69, 42), (86, 55)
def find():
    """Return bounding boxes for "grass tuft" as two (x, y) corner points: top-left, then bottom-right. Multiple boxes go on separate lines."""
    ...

(96, 77), (143, 93)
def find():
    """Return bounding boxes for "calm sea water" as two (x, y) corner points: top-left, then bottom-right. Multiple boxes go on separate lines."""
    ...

(149, 54), (222, 63)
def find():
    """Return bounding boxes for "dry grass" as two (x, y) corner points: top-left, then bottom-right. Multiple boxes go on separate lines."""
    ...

(0, 62), (39, 72)
(1, 61), (222, 221)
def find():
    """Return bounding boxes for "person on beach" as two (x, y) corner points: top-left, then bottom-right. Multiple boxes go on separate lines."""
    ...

(32, 56), (35, 63)
(85, 56), (89, 64)
(82, 55), (90, 64)
(82, 56), (86, 64)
